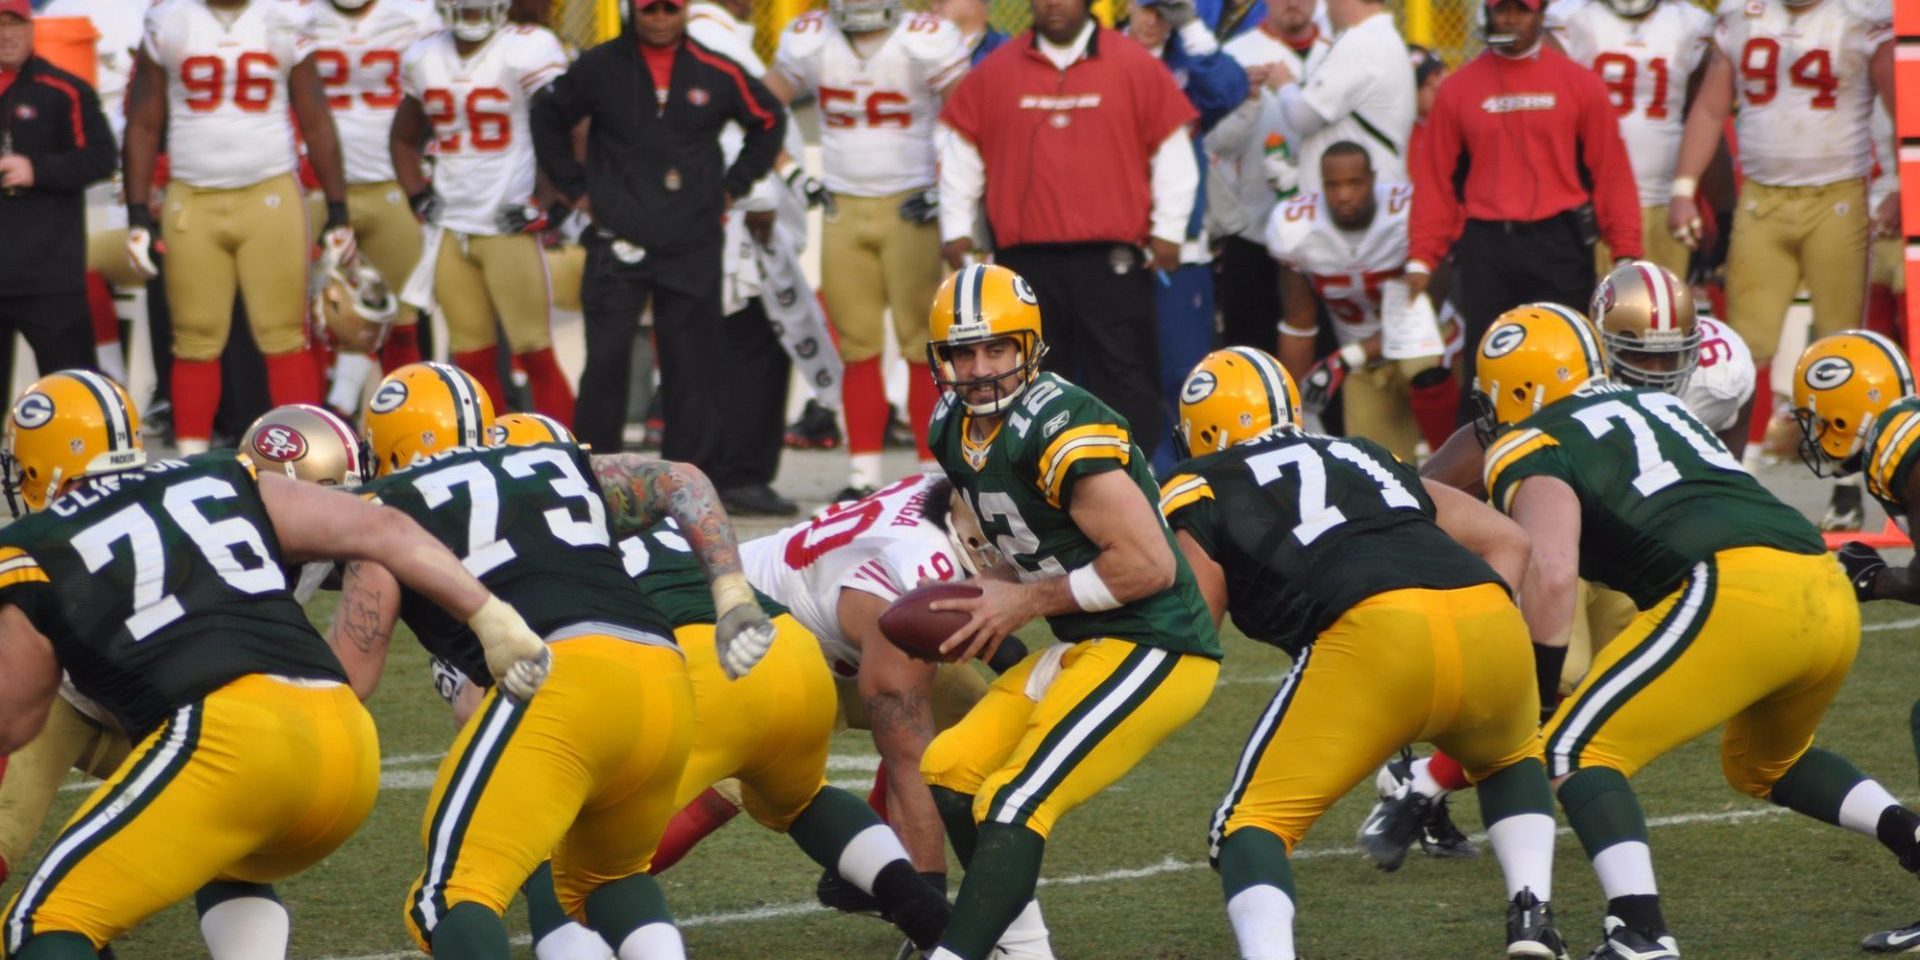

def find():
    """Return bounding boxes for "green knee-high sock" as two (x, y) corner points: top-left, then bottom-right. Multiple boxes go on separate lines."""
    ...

(1769, 746), (1869, 825)
(791, 786), (951, 949)
(194, 880), (280, 914)
(1218, 826), (1294, 900)
(931, 785), (979, 868)
(787, 786), (883, 868)
(940, 822), (1044, 960)
(1558, 767), (1665, 936)
(1476, 758), (1555, 825)
(523, 861), (571, 942)
(12, 932), (99, 960)
(584, 872), (674, 951)
(430, 901), (511, 960)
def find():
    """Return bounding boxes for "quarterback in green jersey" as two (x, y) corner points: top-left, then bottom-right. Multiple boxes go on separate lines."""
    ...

(911, 263), (1220, 960)
(1475, 305), (1920, 960)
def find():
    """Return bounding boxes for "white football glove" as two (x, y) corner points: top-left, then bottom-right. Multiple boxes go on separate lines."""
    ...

(320, 224), (358, 273)
(126, 227), (160, 280)
(1263, 151), (1300, 198)
(467, 595), (552, 702)
(710, 572), (774, 679)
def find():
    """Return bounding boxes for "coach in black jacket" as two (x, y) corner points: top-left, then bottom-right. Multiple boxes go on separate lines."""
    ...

(532, 0), (787, 501)
(0, 0), (112, 397)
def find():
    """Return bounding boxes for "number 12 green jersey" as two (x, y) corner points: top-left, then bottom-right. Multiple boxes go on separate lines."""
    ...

(1484, 382), (1823, 608)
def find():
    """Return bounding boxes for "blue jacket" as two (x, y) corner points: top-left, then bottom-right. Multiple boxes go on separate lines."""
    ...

(1159, 30), (1247, 240)
(970, 27), (1010, 66)
(1196, 0), (1265, 41)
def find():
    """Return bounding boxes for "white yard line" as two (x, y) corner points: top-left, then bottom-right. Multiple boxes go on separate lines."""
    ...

(315, 800), (1802, 960)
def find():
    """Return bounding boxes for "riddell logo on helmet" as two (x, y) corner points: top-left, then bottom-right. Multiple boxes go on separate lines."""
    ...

(1483, 324), (1528, 358)
(11, 394), (53, 430)
(1805, 357), (1853, 391)
(252, 426), (307, 463)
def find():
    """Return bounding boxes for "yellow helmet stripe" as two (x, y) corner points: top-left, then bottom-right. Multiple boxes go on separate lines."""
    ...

(1856, 330), (1915, 395)
(1232, 346), (1293, 430)
(65, 370), (131, 452)
(427, 361), (483, 448)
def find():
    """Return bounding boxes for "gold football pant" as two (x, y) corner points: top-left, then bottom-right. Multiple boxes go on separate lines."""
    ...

(1209, 583), (1542, 855)
(435, 231), (556, 353)
(921, 638), (1216, 839)
(1, 676), (376, 955)
(0, 698), (129, 876)
(672, 615), (836, 832)
(1343, 363), (1425, 463)
(1543, 547), (1858, 798)
(163, 173), (312, 359)
(308, 182), (425, 330)
(1725, 178), (1870, 361)
(1595, 205), (1692, 279)
(820, 191), (942, 364)
(1561, 581), (1640, 694)
(404, 636), (693, 950)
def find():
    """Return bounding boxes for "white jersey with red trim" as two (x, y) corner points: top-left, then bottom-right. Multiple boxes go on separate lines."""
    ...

(1263, 182), (1412, 345)
(311, 0), (442, 184)
(773, 11), (968, 197)
(400, 25), (566, 236)
(1681, 315), (1755, 434)
(1548, 0), (1712, 208)
(41, 0), (148, 146)
(741, 475), (967, 676)
(142, 0), (315, 189)
(1711, 0), (1891, 186)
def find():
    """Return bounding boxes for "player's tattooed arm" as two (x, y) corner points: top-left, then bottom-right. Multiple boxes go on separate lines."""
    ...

(328, 560), (401, 702)
(852, 597), (946, 870)
(592, 454), (744, 579)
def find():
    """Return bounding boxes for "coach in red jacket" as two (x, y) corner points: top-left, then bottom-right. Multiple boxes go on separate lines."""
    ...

(1405, 0), (1639, 403)
(937, 0), (1199, 459)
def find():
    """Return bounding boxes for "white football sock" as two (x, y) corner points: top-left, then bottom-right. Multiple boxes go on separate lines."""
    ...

(535, 921), (612, 960)
(199, 895), (289, 960)
(1409, 757), (1446, 799)
(850, 453), (884, 490)
(615, 921), (684, 960)
(1591, 841), (1659, 899)
(328, 352), (376, 415)
(1840, 779), (1902, 839)
(998, 899), (1053, 955)
(95, 344), (126, 384)
(837, 823), (910, 893)
(1226, 884), (1296, 960)
(927, 950), (966, 960)
(176, 438), (211, 455)
(1486, 812), (1556, 900)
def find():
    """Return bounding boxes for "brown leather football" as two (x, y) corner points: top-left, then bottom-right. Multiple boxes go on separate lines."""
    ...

(878, 581), (983, 662)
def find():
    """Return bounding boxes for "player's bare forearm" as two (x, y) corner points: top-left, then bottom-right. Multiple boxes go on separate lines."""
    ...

(390, 97), (430, 198)
(1508, 478), (1580, 648)
(260, 473), (492, 619)
(1674, 51), (1732, 181)
(1419, 424), (1488, 495)
(592, 454), (744, 580)
(0, 606), (60, 754)
(863, 684), (946, 869)
(328, 561), (399, 701)
(288, 59), (347, 203)
(122, 53), (166, 208)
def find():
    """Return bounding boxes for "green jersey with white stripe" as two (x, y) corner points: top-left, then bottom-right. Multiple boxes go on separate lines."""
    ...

(363, 442), (674, 687)
(618, 518), (787, 627)
(1162, 430), (1501, 658)
(927, 373), (1219, 657)
(1484, 382), (1823, 608)
(0, 454), (344, 736)
(1861, 395), (1920, 517)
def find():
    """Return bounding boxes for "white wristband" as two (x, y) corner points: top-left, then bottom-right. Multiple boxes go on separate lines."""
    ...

(1339, 342), (1367, 368)
(1671, 176), (1697, 200)
(1067, 565), (1121, 612)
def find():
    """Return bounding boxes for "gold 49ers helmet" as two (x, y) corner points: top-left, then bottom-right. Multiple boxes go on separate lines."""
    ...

(2, 370), (145, 514)
(1790, 330), (1916, 475)
(1472, 303), (1609, 441)
(927, 263), (1048, 416)
(1175, 347), (1302, 460)
(364, 362), (495, 477)
(312, 261), (399, 353)
(240, 404), (368, 488)
(1591, 260), (1698, 394)
(489, 412), (576, 447)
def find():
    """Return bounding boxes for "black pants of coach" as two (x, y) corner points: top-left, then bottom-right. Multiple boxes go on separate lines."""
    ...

(1453, 215), (1596, 415)
(577, 236), (787, 488)
(0, 293), (98, 400)
(996, 243), (1163, 461)
(1214, 235), (1282, 351)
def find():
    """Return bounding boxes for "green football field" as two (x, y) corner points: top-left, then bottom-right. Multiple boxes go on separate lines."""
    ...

(9, 598), (1920, 960)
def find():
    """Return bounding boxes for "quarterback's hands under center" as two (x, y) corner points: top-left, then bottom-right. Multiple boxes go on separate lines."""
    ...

(1836, 541), (1888, 603)
(933, 578), (1030, 664)
(715, 603), (776, 680)
(467, 595), (552, 702)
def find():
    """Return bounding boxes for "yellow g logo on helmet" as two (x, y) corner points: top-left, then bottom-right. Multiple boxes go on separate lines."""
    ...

(2, 370), (145, 515)
(363, 362), (496, 477)
(1790, 330), (1914, 475)
(1176, 347), (1301, 460)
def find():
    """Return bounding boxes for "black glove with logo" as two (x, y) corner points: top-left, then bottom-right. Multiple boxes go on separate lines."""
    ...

(1837, 541), (1888, 602)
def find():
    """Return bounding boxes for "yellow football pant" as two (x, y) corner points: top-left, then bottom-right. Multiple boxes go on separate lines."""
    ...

(1209, 584), (1542, 855)
(820, 191), (941, 364)
(162, 173), (312, 359)
(672, 615), (836, 832)
(1725, 178), (1869, 362)
(2, 676), (377, 955)
(434, 231), (556, 354)
(404, 636), (693, 950)
(922, 638), (1217, 839)
(0, 698), (129, 875)
(1543, 547), (1858, 797)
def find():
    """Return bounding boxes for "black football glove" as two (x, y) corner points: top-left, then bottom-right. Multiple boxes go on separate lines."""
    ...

(1299, 353), (1350, 416)
(899, 189), (939, 225)
(783, 166), (836, 216)
(1837, 541), (1888, 602)
(409, 188), (443, 226)
(494, 201), (552, 235)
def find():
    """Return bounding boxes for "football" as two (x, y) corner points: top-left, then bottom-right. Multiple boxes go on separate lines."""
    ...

(878, 582), (983, 662)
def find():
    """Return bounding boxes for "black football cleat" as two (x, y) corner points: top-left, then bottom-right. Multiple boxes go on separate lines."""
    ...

(1586, 915), (1679, 960)
(1506, 888), (1569, 960)
(1863, 920), (1920, 953)
(786, 400), (843, 450)
(1419, 794), (1479, 859)
(817, 867), (884, 917)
